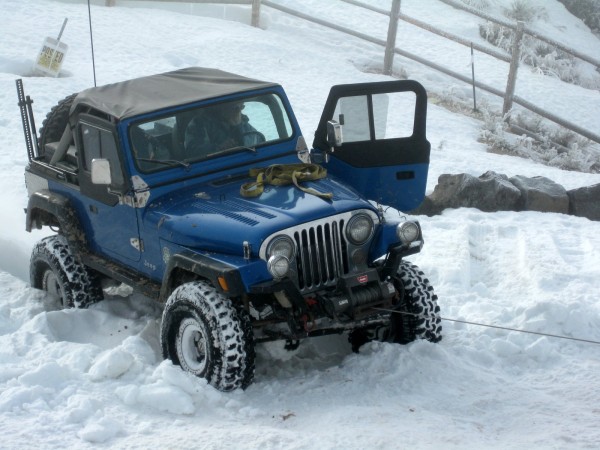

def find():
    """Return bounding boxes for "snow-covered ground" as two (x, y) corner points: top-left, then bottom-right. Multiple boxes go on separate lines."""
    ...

(1, 0), (600, 448)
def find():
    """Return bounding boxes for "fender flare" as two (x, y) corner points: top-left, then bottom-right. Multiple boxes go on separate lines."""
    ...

(26, 189), (88, 255)
(160, 250), (246, 302)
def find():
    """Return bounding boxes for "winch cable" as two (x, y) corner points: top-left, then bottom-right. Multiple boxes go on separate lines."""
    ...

(373, 307), (600, 346)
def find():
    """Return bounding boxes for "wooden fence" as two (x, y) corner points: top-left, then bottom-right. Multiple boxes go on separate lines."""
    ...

(105, 0), (600, 145)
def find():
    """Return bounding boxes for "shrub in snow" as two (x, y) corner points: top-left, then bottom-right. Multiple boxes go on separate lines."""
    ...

(558, 0), (600, 36)
(435, 85), (599, 174)
(480, 110), (600, 174)
(478, 3), (600, 90)
(460, 0), (491, 10)
(504, 0), (548, 22)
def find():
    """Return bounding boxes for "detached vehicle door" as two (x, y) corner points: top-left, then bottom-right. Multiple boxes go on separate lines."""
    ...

(312, 80), (430, 212)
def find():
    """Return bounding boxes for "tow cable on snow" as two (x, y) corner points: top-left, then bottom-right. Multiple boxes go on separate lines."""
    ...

(373, 307), (600, 346)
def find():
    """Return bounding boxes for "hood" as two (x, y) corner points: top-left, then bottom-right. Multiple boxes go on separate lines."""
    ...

(146, 175), (374, 256)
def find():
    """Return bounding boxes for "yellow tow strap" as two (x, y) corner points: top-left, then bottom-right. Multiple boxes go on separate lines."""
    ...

(240, 163), (333, 200)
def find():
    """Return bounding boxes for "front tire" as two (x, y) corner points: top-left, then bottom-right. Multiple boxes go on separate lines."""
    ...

(160, 281), (255, 391)
(30, 235), (103, 309)
(390, 261), (443, 344)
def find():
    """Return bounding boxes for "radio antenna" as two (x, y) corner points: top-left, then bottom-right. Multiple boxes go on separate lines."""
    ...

(87, 0), (97, 86)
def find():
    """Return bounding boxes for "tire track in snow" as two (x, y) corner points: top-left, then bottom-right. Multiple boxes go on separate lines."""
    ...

(466, 217), (529, 298)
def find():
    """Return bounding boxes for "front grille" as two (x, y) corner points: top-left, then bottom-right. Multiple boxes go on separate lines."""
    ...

(259, 209), (380, 295)
(293, 218), (348, 292)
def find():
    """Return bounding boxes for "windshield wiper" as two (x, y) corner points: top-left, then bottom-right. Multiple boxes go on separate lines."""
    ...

(207, 146), (257, 158)
(137, 158), (191, 170)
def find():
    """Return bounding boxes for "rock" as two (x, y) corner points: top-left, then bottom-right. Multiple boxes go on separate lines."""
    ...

(408, 196), (438, 216)
(509, 175), (569, 213)
(567, 183), (600, 221)
(409, 172), (598, 222)
(415, 171), (521, 214)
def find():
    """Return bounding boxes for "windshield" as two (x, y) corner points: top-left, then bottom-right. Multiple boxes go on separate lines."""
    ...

(129, 93), (293, 173)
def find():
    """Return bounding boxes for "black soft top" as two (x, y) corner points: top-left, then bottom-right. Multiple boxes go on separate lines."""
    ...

(70, 67), (278, 120)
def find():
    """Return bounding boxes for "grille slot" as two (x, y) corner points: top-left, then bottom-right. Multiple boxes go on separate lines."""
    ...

(294, 219), (347, 292)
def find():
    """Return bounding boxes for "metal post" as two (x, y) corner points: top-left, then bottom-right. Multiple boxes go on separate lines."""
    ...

(383, 0), (401, 75)
(503, 20), (524, 121)
(470, 43), (477, 111)
(88, 0), (97, 87)
(251, 0), (261, 27)
(48, 18), (68, 77)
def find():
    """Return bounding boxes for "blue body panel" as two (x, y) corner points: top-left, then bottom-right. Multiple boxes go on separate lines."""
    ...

(47, 179), (142, 263)
(148, 176), (369, 251)
(160, 240), (272, 291)
(325, 158), (429, 212)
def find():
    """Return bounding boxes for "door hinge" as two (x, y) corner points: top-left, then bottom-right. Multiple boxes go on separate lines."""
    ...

(130, 238), (144, 252)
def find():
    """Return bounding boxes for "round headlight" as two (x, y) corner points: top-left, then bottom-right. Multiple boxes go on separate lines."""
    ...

(397, 221), (420, 243)
(346, 213), (374, 245)
(266, 235), (296, 260)
(267, 255), (290, 279)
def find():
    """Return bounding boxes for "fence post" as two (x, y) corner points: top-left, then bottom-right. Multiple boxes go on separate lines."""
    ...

(251, 0), (261, 27)
(470, 43), (477, 111)
(502, 20), (524, 121)
(383, 0), (401, 75)
(105, 0), (116, 6)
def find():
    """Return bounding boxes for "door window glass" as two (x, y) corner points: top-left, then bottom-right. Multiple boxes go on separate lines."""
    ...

(81, 123), (124, 187)
(331, 91), (417, 143)
(333, 95), (369, 143)
(373, 91), (416, 139)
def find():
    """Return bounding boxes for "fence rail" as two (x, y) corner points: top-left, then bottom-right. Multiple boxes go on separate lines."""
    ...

(105, 0), (600, 145)
(439, 0), (600, 68)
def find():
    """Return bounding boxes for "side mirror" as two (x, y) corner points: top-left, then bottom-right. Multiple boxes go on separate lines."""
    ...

(326, 120), (343, 148)
(91, 158), (112, 185)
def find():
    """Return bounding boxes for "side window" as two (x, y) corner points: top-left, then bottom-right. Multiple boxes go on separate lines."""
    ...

(80, 123), (125, 188)
(243, 94), (293, 141)
(243, 101), (278, 140)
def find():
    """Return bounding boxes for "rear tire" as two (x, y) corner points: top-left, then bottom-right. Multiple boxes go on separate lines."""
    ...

(160, 281), (255, 391)
(30, 235), (103, 309)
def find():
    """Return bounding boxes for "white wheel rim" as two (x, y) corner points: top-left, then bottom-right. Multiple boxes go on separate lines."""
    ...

(42, 269), (64, 307)
(176, 317), (207, 373)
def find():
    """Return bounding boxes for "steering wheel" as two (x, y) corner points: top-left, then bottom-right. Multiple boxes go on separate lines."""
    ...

(242, 130), (266, 146)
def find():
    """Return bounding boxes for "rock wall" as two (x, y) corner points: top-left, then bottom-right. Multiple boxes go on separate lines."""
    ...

(410, 171), (600, 221)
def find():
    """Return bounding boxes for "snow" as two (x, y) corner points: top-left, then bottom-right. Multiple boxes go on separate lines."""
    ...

(1, 0), (600, 448)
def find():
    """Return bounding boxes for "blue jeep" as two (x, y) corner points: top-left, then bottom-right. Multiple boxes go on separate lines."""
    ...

(18, 67), (441, 391)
